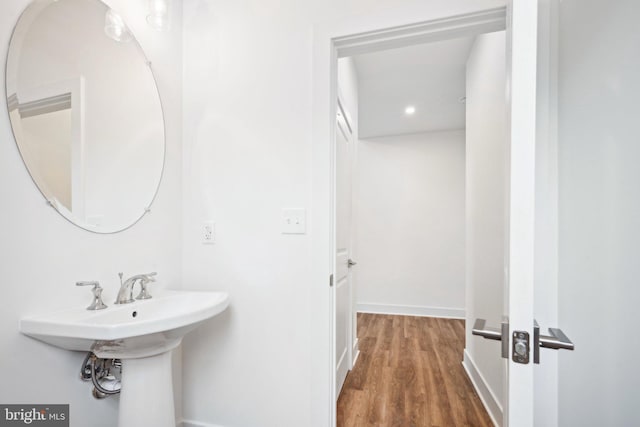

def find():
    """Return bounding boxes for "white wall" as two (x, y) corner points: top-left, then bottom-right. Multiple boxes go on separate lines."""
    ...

(355, 130), (466, 317)
(0, 1), (182, 426)
(180, 2), (313, 425)
(463, 30), (507, 423)
(557, 0), (640, 425)
(181, 1), (505, 426)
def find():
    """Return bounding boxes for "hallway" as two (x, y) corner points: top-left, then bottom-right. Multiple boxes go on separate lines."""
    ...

(338, 313), (493, 426)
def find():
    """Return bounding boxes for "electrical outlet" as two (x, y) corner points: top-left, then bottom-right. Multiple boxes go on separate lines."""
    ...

(202, 221), (215, 244)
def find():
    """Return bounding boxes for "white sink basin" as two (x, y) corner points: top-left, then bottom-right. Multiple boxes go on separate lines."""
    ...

(20, 290), (229, 358)
(19, 289), (229, 427)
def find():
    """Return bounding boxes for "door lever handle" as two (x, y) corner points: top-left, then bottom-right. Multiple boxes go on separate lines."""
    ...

(472, 318), (502, 340)
(539, 328), (574, 351)
(472, 319), (574, 364)
(472, 318), (509, 358)
(534, 320), (574, 363)
(347, 259), (357, 267)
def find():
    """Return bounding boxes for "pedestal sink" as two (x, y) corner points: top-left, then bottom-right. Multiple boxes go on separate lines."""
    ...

(20, 290), (229, 427)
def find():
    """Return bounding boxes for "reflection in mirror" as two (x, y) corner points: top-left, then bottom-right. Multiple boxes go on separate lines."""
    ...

(6, 0), (165, 233)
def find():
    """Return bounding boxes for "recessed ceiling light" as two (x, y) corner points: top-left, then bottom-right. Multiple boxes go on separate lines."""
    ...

(404, 105), (416, 115)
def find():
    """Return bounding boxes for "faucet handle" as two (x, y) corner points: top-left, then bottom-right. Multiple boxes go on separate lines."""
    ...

(76, 281), (100, 287)
(136, 277), (155, 300)
(76, 281), (108, 311)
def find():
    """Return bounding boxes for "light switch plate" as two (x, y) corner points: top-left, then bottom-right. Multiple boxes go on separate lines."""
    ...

(281, 208), (306, 234)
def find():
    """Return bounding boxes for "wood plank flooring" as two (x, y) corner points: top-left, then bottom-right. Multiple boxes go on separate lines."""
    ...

(337, 313), (493, 427)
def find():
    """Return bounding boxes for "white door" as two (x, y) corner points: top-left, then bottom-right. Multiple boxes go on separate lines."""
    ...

(554, 0), (638, 426)
(335, 100), (354, 396)
(503, 2), (637, 426)
(472, 1), (571, 426)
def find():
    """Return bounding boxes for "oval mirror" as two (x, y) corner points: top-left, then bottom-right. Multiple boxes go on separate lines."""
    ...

(5, 0), (165, 233)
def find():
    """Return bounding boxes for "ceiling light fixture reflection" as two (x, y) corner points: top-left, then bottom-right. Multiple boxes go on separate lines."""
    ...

(404, 105), (416, 115)
(147, 0), (170, 31)
(104, 9), (132, 42)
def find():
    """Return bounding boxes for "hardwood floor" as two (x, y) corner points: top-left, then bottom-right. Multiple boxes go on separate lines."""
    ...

(337, 313), (493, 427)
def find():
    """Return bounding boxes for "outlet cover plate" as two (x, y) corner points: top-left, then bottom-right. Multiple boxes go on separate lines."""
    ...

(202, 221), (215, 244)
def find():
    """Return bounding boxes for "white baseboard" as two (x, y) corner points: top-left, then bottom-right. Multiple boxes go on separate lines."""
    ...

(336, 346), (349, 395)
(179, 420), (226, 427)
(352, 338), (360, 367)
(357, 303), (465, 319)
(462, 350), (503, 427)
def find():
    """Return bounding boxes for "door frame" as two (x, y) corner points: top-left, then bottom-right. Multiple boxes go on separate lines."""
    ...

(310, 4), (508, 427)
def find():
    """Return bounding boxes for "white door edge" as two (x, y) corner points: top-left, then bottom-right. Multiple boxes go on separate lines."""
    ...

(505, 1), (539, 426)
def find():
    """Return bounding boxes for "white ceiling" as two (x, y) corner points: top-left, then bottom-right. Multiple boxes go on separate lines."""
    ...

(352, 36), (475, 139)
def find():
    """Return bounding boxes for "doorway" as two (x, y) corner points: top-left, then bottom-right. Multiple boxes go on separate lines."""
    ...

(333, 22), (506, 425)
(312, 2), (592, 427)
(308, 6), (510, 424)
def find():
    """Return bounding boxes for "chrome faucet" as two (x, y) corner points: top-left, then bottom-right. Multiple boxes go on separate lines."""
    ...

(115, 272), (157, 304)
